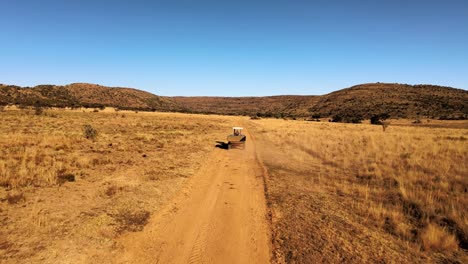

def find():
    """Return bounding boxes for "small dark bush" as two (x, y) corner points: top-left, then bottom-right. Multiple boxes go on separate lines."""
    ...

(34, 106), (43, 115)
(113, 209), (151, 233)
(57, 173), (75, 185)
(83, 124), (98, 140)
(105, 185), (123, 197)
(331, 115), (343, 122)
(371, 113), (390, 125)
(349, 116), (363, 123)
(6, 191), (25, 204)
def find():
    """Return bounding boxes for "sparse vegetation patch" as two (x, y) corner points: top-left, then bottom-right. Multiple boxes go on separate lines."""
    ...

(83, 124), (98, 140)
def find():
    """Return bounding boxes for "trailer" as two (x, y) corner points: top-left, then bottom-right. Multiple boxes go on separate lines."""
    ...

(227, 127), (246, 149)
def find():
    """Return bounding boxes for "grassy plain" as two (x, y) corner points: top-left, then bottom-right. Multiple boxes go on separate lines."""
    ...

(0, 107), (233, 263)
(1, 106), (467, 263)
(249, 118), (467, 263)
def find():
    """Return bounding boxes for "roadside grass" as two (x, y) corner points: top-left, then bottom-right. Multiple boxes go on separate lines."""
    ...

(0, 108), (233, 262)
(250, 118), (467, 263)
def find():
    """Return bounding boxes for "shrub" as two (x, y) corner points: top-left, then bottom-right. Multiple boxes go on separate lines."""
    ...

(34, 106), (43, 115)
(83, 124), (98, 140)
(113, 208), (150, 233)
(6, 191), (25, 204)
(57, 173), (75, 185)
(421, 223), (458, 253)
(370, 115), (382, 125)
(331, 115), (343, 122)
(349, 116), (363, 123)
(371, 113), (390, 125)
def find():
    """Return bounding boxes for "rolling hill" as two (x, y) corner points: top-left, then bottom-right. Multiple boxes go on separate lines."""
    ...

(1, 82), (466, 120)
(173, 83), (467, 120)
(0, 83), (176, 111)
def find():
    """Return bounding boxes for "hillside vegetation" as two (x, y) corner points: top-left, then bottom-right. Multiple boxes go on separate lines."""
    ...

(0, 83), (175, 111)
(176, 83), (467, 120)
(1, 82), (466, 119)
(309, 83), (467, 120)
(173, 95), (319, 117)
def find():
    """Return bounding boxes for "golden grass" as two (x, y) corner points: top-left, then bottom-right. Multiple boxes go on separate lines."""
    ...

(0, 108), (234, 262)
(249, 118), (467, 263)
(421, 223), (458, 253)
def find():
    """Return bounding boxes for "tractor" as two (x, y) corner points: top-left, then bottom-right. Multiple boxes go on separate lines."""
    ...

(227, 127), (246, 149)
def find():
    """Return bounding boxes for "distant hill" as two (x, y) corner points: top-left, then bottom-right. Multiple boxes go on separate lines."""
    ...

(172, 95), (319, 117)
(1, 82), (466, 120)
(308, 83), (467, 120)
(174, 83), (467, 120)
(0, 83), (175, 111)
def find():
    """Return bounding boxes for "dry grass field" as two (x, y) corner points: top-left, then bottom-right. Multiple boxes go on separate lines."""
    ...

(1, 105), (467, 263)
(249, 118), (467, 263)
(0, 107), (233, 263)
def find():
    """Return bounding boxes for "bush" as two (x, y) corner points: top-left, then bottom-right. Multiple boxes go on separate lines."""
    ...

(6, 191), (25, 204)
(57, 173), (75, 185)
(349, 117), (363, 124)
(113, 208), (150, 233)
(331, 114), (362, 123)
(421, 223), (458, 253)
(34, 106), (43, 115)
(371, 113), (390, 125)
(331, 115), (343, 122)
(83, 124), (98, 140)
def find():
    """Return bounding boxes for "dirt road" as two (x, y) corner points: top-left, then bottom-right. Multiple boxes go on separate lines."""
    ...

(115, 128), (271, 264)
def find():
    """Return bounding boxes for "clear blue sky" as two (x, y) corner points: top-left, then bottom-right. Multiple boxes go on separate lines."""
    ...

(1, 0), (467, 96)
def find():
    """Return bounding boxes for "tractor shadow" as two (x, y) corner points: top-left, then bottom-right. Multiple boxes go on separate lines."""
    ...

(215, 141), (229, 150)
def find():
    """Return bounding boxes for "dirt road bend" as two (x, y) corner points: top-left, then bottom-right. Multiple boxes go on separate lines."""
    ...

(115, 128), (271, 264)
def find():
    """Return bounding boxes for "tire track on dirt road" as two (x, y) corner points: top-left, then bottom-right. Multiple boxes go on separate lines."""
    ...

(114, 128), (271, 264)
